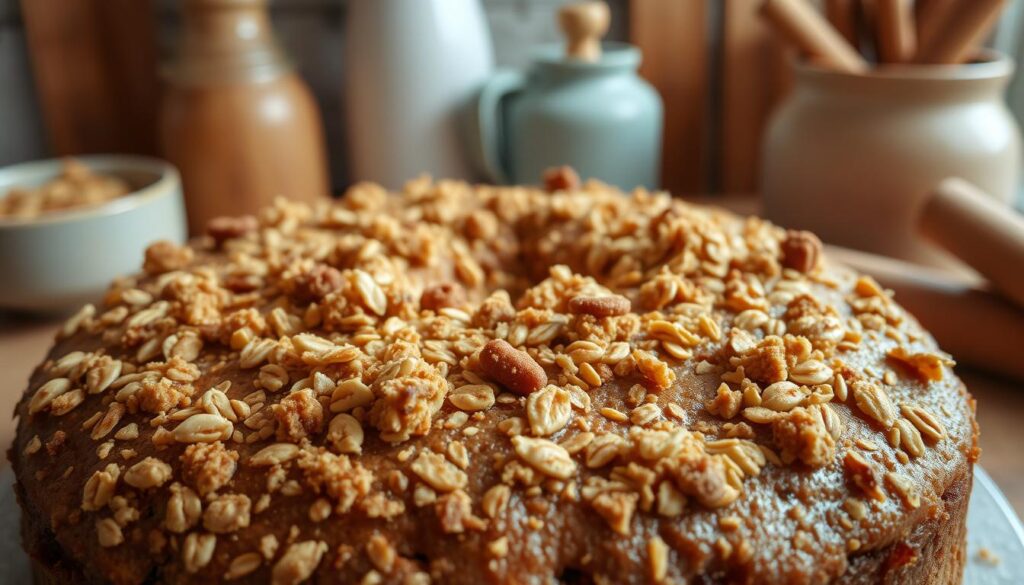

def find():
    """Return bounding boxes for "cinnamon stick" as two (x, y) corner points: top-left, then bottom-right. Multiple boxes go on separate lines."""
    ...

(915, 0), (1007, 64)
(915, 0), (956, 52)
(875, 0), (915, 63)
(860, 0), (880, 62)
(759, 0), (869, 73)
(825, 0), (859, 46)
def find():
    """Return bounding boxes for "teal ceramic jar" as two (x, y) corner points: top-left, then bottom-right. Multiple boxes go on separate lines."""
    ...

(475, 42), (663, 190)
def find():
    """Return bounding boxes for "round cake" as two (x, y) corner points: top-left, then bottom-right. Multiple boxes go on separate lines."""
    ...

(10, 174), (977, 584)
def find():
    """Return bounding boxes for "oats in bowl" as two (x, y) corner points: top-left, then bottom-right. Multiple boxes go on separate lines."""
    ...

(0, 159), (130, 219)
(0, 155), (186, 312)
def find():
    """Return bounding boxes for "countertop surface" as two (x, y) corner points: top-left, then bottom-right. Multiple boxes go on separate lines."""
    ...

(1, 311), (1022, 518)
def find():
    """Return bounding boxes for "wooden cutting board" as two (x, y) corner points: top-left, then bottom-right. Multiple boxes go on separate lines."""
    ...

(630, 0), (792, 195)
(19, 0), (160, 156)
(630, 0), (711, 195)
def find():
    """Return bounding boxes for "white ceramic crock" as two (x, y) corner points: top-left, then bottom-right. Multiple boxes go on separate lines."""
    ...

(761, 51), (1021, 267)
(0, 155), (187, 313)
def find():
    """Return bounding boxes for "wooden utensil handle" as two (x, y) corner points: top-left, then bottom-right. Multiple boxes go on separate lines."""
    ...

(824, 0), (859, 46)
(559, 1), (610, 62)
(827, 245), (1024, 382)
(914, 0), (1006, 64)
(875, 0), (916, 63)
(919, 178), (1024, 310)
(915, 0), (956, 53)
(759, 0), (869, 73)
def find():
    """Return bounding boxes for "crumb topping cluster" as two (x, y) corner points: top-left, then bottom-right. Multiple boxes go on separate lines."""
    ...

(18, 177), (964, 584)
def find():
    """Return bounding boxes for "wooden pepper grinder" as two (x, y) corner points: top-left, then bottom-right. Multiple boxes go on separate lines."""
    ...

(159, 0), (329, 234)
(559, 2), (610, 62)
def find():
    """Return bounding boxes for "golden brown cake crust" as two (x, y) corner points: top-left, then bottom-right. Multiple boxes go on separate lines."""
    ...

(10, 179), (977, 584)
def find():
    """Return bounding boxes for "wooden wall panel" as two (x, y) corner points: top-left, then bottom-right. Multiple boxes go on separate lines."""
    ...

(720, 0), (793, 194)
(631, 0), (710, 195)
(20, 0), (159, 156)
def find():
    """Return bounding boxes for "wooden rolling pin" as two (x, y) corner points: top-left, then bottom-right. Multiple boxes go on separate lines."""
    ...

(918, 178), (1024, 311)
(759, 0), (868, 73)
(827, 245), (1024, 382)
(915, 0), (1007, 64)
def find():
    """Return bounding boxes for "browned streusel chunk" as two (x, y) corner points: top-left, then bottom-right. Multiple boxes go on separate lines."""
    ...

(137, 377), (192, 414)
(780, 230), (822, 273)
(274, 389), (324, 442)
(287, 264), (345, 305)
(207, 215), (259, 243)
(670, 454), (738, 509)
(143, 240), (194, 275)
(203, 493), (252, 533)
(420, 283), (466, 312)
(542, 165), (580, 192)
(844, 451), (886, 502)
(299, 451), (373, 513)
(45, 430), (67, 455)
(367, 359), (448, 442)
(435, 489), (486, 534)
(740, 336), (789, 384)
(471, 291), (516, 329)
(772, 407), (836, 467)
(706, 383), (742, 419)
(181, 442), (239, 496)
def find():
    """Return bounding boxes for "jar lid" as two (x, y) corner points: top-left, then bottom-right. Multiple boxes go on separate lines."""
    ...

(531, 42), (642, 75)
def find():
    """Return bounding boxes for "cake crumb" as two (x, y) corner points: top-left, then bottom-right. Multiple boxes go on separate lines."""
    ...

(976, 547), (1001, 565)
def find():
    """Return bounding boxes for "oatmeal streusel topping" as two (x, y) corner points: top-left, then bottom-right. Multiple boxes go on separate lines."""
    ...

(13, 176), (974, 584)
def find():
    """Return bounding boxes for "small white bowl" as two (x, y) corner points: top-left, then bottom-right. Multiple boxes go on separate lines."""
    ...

(0, 155), (187, 313)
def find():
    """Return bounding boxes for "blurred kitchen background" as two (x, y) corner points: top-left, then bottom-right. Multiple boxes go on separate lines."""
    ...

(3, 0), (1024, 198)
(4, 0), (1024, 199)
(2, 0), (1024, 523)
(0, 0), (633, 193)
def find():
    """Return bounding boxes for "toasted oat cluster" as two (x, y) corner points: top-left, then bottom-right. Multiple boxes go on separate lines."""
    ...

(14, 177), (976, 584)
(0, 158), (130, 219)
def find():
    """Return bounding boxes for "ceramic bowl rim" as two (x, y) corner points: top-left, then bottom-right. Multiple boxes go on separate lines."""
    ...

(793, 49), (1015, 82)
(0, 155), (181, 230)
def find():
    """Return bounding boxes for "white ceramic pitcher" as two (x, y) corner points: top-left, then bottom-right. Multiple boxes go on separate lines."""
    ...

(344, 0), (494, 189)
